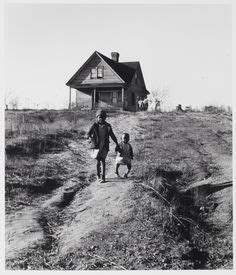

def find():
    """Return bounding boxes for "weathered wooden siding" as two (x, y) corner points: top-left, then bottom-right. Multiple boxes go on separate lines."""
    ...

(76, 89), (123, 110)
(76, 90), (92, 109)
(123, 65), (147, 111)
(129, 67), (146, 95)
(76, 85), (145, 111)
(72, 55), (123, 86)
(133, 64), (146, 89)
(97, 90), (122, 109)
(125, 84), (147, 111)
(124, 86), (136, 111)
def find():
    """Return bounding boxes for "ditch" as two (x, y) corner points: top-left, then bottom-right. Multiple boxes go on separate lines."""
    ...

(144, 167), (232, 269)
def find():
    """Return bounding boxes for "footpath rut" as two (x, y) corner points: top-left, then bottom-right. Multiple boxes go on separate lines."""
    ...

(58, 113), (141, 254)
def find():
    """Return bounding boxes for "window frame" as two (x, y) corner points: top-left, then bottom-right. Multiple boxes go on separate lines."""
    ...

(97, 66), (104, 79)
(90, 68), (97, 79)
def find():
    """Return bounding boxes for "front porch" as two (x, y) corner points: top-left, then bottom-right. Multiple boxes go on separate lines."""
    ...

(68, 85), (126, 110)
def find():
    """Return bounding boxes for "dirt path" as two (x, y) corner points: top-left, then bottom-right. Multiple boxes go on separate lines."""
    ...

(5, 141), (93, 259)
(57, 113), (141, 255)
(5, 112), (141, 261)
(58, 176), (134, 254)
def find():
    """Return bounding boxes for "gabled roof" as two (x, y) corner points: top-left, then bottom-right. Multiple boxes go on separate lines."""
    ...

(66, 51), (148, 92)
(122, 61), (147, 91)
(122, 62), (139, 70)
(96, 51), (136, 84)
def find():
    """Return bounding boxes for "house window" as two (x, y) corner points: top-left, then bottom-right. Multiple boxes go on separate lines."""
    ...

(90, 67), (104, 79)
(90, 68), (97, 79)
(97, 66), (104, 78)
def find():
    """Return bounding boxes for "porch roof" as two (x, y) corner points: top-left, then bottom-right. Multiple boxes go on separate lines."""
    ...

(70, 83), (125, 90)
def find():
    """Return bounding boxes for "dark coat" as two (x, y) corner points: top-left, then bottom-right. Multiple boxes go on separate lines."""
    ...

(116, 142), (134, 159)
(87, 122), (118, 151)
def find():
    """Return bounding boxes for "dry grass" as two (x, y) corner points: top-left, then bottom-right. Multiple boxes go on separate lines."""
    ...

(5, 109), (232, 270)
(5, 109), (95, 140)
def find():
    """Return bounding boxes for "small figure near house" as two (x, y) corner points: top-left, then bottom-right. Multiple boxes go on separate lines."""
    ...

(155, 98), (160, 111)
(143, 98), (149, 110)
(115, 133), (134, 178)
(147, 97), (160, 112)
(87, 109), (119, 183)
(137, 97), (144, 111)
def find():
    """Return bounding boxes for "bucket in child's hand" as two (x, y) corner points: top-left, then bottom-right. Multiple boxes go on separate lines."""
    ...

(115, 155), (124, 164)
(90, 149), (99, 159)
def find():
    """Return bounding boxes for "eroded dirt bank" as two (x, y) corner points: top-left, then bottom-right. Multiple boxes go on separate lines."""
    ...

(5, 110), (232, 270)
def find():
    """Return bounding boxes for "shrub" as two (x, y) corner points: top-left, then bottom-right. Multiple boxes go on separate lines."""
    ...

(203, 105), (231, 114)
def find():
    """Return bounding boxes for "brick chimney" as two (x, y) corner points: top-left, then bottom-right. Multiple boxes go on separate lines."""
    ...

(111, 52), (119, 62)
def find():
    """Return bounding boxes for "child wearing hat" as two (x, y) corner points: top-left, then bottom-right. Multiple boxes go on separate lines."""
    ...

(87, 109), (119, 183)
(115, 133), (133, 178)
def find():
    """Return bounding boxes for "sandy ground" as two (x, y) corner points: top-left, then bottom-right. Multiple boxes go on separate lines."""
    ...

(55, 113), (142, 255)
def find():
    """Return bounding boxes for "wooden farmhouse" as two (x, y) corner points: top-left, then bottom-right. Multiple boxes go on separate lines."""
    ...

(66, 51), (149, 111)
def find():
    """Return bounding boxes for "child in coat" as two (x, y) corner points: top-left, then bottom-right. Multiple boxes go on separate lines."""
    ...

(115, 133), (133, 178)
(87, 109), (119, 183)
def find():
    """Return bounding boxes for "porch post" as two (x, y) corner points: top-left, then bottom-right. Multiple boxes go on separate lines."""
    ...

(68, 87), (71, 109)
(93, 88), (96, 109)
(91, 90), (93, 110)
(75, 90), (78, 107)
(121, 87), (124, 110)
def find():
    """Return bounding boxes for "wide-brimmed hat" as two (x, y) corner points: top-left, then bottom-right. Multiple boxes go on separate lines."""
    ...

(96, 109), (107, 118)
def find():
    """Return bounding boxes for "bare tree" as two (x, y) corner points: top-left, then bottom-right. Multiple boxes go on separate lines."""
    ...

(5, 89), (13, 109)
(5, 89), (20, 110)
(9, 97), (19, 110)
(147, 87), (169, 111)
(149, 87), (169, 103)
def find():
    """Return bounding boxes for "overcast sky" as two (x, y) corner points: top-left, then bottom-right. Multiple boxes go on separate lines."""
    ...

(5, 3), (232, 109)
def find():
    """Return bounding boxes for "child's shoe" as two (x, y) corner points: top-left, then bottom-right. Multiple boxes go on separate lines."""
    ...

(100, 175), (106, 183)
(115, 172), (120, 178)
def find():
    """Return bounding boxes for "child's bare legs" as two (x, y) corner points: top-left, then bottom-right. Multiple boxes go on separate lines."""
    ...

(96, 160), (101, 180)
(101, 159), (106, 182)
(96, 158), (106, 182)
(115, 164), (120, 177)
(124, 164), (131, 178)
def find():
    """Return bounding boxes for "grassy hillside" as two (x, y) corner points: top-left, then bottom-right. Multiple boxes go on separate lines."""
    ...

(5, 109), (232, 270)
